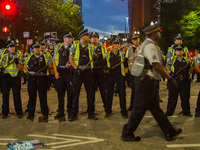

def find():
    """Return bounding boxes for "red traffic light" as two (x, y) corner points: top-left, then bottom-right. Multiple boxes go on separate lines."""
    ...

(2, 26), (9, 33)
(1, 1), (16, 16)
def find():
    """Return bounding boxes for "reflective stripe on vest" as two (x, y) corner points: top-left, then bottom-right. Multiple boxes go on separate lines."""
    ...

(74, 41), (93, 69)
(25, 53), (48, 74)
(3, 54), (19, 77)
(55, 43), (64, 66)
(107, 50), (125, 76)
(170, 56), (188, 73)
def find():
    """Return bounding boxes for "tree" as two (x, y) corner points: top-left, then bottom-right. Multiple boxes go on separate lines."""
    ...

(16, 0), (83, 42)
(179, 0), (200, 49)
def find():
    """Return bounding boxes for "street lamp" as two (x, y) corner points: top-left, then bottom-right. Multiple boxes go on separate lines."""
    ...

(126, 17), (129, 38)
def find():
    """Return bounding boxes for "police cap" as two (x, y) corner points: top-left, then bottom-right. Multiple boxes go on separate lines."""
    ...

(39, 40), (46, 46)
(143, 23), (160, 35)
(111, 38), (120, 45)
(90, 32), (99, 39)
(131, 34), (140, 39)
(173, 33), (183, 41)
(62, 31), (73, 38)
(31, 42), (40, 49)
(174, 44), (184, 51)
(6, 40), (15, 48)
(78, 29), (89, 38)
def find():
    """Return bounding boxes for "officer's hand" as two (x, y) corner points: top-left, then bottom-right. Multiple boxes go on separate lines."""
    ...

(55, 71), (60, 79)
(26, 72), (32, 79)
(66, 62), (71, 68)
(75, 68), (82, 76)
(168, 78), (179, 89)
(14, 58), (19, 65)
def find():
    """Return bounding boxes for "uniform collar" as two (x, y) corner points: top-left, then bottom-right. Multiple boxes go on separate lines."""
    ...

(146, 38), (155, 44)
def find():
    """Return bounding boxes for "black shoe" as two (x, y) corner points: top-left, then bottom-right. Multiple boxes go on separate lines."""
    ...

(195, 112), (200, 117)
(122, 113), (129, 118)
(2, 115), (8, 119)
(159, 99), (163, 102)
(54, 113), (65, 119)
(105, 113), (112, 118)
(165, 128), (182, 141)
(121, 135), (141, 142)
(27, 115), (34, 121)
(88, 115), (98, 120)
(25, 108), (29, 112)
(183, 113), (193, 117)
(127, 107), (133, 111)
(17, 114), (23, 119)
(68, 115), (77, 122)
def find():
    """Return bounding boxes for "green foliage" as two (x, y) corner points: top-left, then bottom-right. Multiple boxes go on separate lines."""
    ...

(179, 1), (200, 49)
(16, 0), (82, 41)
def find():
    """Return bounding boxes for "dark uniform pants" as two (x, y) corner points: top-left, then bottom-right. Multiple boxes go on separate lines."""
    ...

(122, 76), (177, 137)
(71, 69), (95, 116)
(27, 77), (49, 117)
(129, 75), (135, 108)
(93, 72), (107, 108)
(166, 79), (191, 115)
(106, 73), (127, 114)
(55, 73), (73, 114)
(2, 74), (22, 116)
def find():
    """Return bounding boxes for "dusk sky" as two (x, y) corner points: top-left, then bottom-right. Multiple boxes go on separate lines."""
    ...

(82, 0), (128, 38)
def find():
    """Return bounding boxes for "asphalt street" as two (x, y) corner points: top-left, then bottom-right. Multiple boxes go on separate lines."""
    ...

(0, 79), (200, 150)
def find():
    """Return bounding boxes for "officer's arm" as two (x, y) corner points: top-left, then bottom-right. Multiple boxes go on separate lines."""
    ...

(16, 64), (23, 71)
(69, 56), (77, 69)
(52, 57), (58, 74)
(153, 62), (171, 79)
(23, 65), (28, 73)
(194, 64), (200, 73)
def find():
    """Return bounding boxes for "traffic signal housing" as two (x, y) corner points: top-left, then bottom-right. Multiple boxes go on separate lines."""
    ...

(2, 26), (9, 33)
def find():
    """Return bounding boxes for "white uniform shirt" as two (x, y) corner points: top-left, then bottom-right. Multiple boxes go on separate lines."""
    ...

(143, 38), (162, 80)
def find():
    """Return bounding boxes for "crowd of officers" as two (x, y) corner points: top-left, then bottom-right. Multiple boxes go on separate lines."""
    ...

(1, 25), (200, 141)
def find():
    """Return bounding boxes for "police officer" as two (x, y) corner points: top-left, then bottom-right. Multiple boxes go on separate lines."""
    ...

(121, 23), (182, 141)
(0, 40), (23, 119)
(105, 38), (128, 118)
(48, 43), (55, 58)
(166, 33), (190, 63)
(165, 44), (192, 117)
(90, 32), (108, 108)
(24, 42), (52, 122)
(194, 53), (200, 117)
(126, 34), (140, 111)
(69, 29), (98, 121)
(53, 31), (73, 120)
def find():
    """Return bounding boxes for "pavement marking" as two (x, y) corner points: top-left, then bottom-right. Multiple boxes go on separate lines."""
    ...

(167, 144), (200, 148)
(28, 134), (105, 149)
(46, 140), (82, 146)
(145, 115), (178, 118)
(0, 138), (17, 141)
(51, 139), (105, 149)
(53, 134), (102, 140)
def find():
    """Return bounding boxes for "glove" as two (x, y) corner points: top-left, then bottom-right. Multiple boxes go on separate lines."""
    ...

(14, 58), (19, 65)
(169, 72), (175, 78)
(75, 68), (82, 76)
(168, 78), (179, 89)
(186, 62), (191, 68)
(26, 72), (32, 79)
